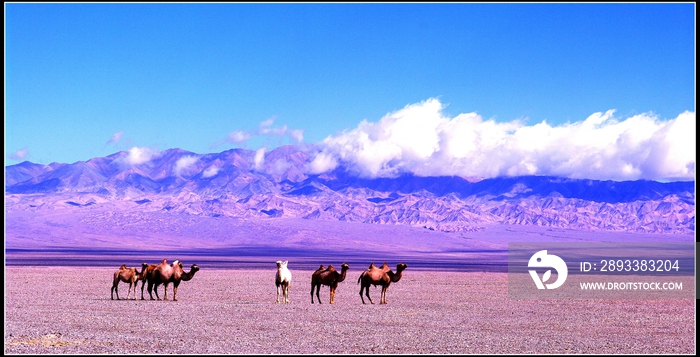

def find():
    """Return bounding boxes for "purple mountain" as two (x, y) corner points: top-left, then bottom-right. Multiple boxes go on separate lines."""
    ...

(5, 145), (695, 234)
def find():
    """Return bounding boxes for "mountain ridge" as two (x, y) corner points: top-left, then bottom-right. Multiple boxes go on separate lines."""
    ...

(5, 145), (695, 234)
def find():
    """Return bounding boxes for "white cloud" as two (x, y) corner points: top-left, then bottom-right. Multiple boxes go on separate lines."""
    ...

(289, 129), (304, 143)
(310, 98), (695, 181)
(220, 117), (304, 148)
(254, 147), (266, 171)
(269, 159), (292, 176)
(118, 147), (160, 166)
(226, 131), (252, 144)
(202, 165), (220, 178)
(173, 155), (199, 177)
(306, 152), (339, 174)
(107, 131), (124, 145)
(257, 116), (304, 142)
(7, 147), (29, 161)
(257, 117), (282, 135)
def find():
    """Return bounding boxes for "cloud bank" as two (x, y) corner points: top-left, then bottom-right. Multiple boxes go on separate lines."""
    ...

(311, 98), (695, 181)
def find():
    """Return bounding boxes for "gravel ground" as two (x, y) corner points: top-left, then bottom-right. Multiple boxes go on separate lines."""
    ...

(4, 266), (696, 354)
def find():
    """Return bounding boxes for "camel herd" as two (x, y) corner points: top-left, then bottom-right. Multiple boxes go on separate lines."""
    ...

(112, 259), (407, 304)
(110, 259), (199, 301)
(278, 260), (408, 305)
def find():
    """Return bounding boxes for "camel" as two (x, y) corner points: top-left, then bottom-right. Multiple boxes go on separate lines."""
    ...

(146, 259), (177, 301)
(167, 262), (199, 301)
(358, 262), (408, 305)
(139, 263), (159, 300)
(111, 263), (146, 300)
(130, 262), (149, 300)
(275, 260), (292, 304)
(147, 259), (200, 301)
(311, 263), (350, 304)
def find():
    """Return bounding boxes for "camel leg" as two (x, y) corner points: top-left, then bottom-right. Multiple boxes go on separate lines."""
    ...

(172, 281), (181, 301)
(311, 283), (321, 304)
(141, 281), (146, 300)
(129, 282), (137, 300)
(114, 281), (121, 300)
(382, 284), (391, 304)
(148, 282), (157, 300)
(111, 278), (118, 300)
(285, 283), (290, 304)
(367, 286), (374, 304)
(359, 286), (365, 304)
(276, 284), (281, 304)
(330, 285), (336, 304)
(316, 285), (322, 304)
(154, 283), (162, 301)
(360, 285), (374, 304)
(163, 282), (170, 301)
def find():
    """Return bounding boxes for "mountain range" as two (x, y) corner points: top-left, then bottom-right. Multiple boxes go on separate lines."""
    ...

(5, 145), (695, 235)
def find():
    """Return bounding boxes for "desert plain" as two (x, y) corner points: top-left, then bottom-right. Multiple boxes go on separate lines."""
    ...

(4, 214), (696, 354)
(4, 265), (695, 355)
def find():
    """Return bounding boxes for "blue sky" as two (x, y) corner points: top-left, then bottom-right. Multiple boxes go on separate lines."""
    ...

(4, 3), (696, 181)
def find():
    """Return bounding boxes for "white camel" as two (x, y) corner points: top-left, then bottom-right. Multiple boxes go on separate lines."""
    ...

(275, 260), (292, 304)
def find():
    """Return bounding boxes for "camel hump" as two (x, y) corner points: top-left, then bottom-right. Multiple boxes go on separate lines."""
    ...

(120, 264), (127, 269)
(160, 258), (168, 264)
(368, 262), (375, 269)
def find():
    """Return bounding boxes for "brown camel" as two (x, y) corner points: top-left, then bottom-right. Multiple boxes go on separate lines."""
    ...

(170, 263), (200, 301)
(140, 263), (159, 300)
(147, 259), (200, 301)
(111, 263), (146, 300)
(149, 259), (201, 301)
(146, 259), (172, 300)
(147, 259), (180, 301)
(357, 262), (408, 304)
(311, 263), (350, 304)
